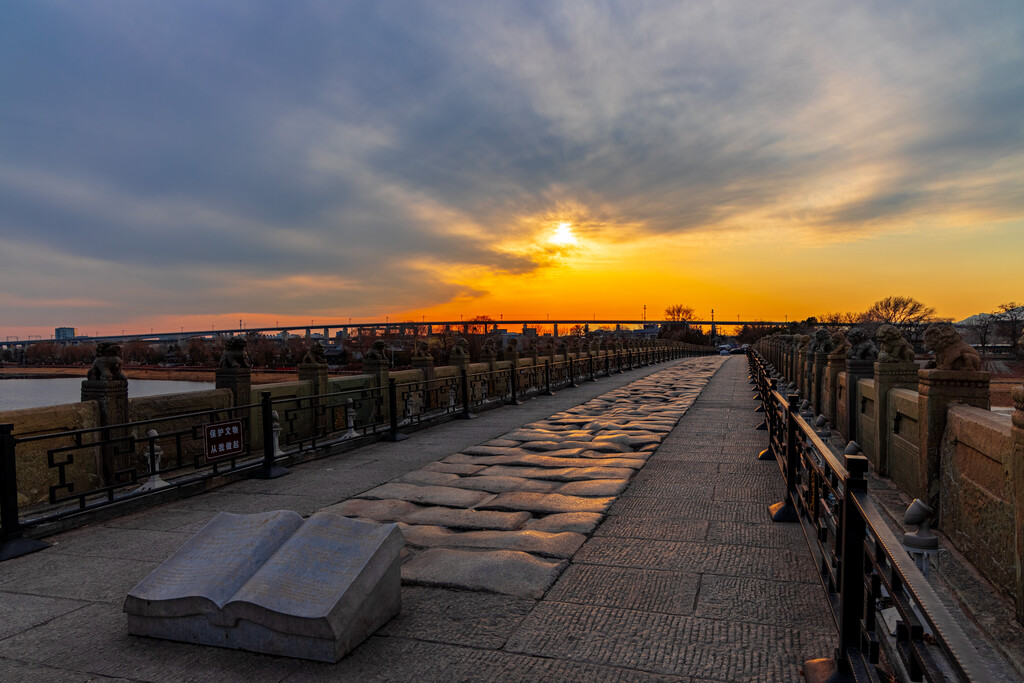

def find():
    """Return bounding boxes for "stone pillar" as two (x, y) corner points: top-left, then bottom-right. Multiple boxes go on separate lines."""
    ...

(812, 350), (829, 415)
(297, 362), (328, 396)
(411, 347), (435, 411)
(824, 351), (846, 427)
(81, 344), (130, 485)
(215, 367), (251, 407)
(797, 348), (808, 395)
(363, 345), (391, 424)
(871, 362), (919, 476)
(1011, 386), (1024, 621)
(918, 369), (991, 510)
(842, 360), (874, 443)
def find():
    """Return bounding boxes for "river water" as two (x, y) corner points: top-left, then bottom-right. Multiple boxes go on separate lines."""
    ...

(0, 378), (215, 412)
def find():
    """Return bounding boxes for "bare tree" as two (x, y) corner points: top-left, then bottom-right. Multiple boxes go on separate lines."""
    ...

(818, 311), (866, 332)
(971, 314), (994, 352)
(864, 296), (936, 326)
(664, 304), (695, 322)
(995, 302), (1024, 348)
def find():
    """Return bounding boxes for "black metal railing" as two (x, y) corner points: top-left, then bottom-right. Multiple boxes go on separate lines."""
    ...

(748, 350), (986, 682)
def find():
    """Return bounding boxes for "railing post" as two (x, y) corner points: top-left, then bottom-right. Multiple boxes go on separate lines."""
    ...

(836, 447), (869, 675)
(567, 354), (578, 388)
(459, 368), (477, 419)
(542, 360), (555, 396)
(0, 424), (51, 561)
(768, 394), (799, 522)
(588, 354), (597, 382)
(253, 391), (288, 479)
(384, 378), (409, 441)
(506, 365), (523, 405)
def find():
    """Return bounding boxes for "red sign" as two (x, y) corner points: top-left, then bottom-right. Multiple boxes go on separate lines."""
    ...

(204, 419), (244, 461)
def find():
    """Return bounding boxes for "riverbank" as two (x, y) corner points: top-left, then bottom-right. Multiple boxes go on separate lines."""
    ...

(0, 365), (293, 385)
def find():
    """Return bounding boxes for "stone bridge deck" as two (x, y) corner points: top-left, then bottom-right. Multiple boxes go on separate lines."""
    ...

(0, 356), (835, 682)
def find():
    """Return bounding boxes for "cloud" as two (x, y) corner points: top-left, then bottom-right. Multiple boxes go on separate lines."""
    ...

(1, 1), (1022, 331)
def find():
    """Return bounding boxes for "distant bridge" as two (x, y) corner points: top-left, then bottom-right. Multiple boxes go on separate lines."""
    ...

(1, 319), (791, 349)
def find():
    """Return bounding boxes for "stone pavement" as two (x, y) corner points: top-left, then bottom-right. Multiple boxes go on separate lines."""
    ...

(0, 356), (836, 682)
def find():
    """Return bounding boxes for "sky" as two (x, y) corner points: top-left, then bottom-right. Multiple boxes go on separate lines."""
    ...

(1, 1), (1022, 339)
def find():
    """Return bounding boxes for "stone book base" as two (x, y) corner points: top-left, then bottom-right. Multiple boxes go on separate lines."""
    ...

(123, 510), (403, 662)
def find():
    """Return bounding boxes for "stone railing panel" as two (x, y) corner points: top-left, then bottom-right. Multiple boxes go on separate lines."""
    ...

(941, 405), (1015, 599)
(888, 388), (922, 499)
(857, 378), (877, 467)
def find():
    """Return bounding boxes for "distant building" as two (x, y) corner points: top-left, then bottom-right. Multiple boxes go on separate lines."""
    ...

(55, 327), (77, 340)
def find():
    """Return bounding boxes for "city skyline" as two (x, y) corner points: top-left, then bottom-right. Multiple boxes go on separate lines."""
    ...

(2, 2), (1022, 340)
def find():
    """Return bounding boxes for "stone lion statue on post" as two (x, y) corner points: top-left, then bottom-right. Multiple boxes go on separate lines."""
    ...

(923, 324), (981, 371)
(846, 327), (878, 361)
(88, 342), (127, 381)
(875, 325), (915, 363)
(830, 331), (851, 357)
(219, 336), (252, 368)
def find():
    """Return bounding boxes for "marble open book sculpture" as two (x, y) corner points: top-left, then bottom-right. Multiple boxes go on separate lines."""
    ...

(124, 510), (404, 662)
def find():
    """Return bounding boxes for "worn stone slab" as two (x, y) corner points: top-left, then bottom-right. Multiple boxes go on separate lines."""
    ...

(524, 512), (605, 534)
(402, 549), (566, 599)
(357, 483), (491, 509)
(481, 464), (636, 481)
(484, 438), (523, 448)
(518, 440), (632, 453)
(478, 492), (614, 514)
(124, 510), (404, 663)
(448, 475), (557, 494)
(446, 452), (645, 470)
(422, 462), (487, 475)
(399, 525), (585, 558)
(590, 433), (663, 447)
(394, 471), (461, 486)
(557, 479), (631, 497)
(504, 429), (593, 442)
(325, 499), (531, 531)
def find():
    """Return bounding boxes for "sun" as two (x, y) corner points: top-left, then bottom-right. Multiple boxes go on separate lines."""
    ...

(549, 222), (578, 246)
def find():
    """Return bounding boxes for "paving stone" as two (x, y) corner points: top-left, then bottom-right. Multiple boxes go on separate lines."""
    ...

(523, 512), (605, 534)
(448, 452), (645, 470)
(608, 497), (767, 522)
(400, 525), (585, 558)
(485, 438), (524, 447)
(590, 433), (663, 447)
(481, 465), (636, 481)
(324, 637), (690, 683)
(0, 592), (87, 640)
(377, 587), (535, 649)
(479, 492), (615, 514)
(546, 564), (700, 614)
(505, 602), (829, 681)
(402, 549), (566, 599)
(394, 470), (461, 486)
(449, 474), (557, 493)
(519, 440), (632, 453)
(325, 499), (531, 531)
(574, 537), (717, 572)
(556, 479), (631, 497)
(504, 429), (594, 442)
(357, 483), (491, 508)
(594, 518), (709, 542)
(694, 575), (835, 632)
(421, 462), (487, 475)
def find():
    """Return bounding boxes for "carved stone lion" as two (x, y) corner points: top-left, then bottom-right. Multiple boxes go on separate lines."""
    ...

(219, 336), (252, 368)
(482, 338), (496, 353)
(923, 324), (981, 371)
(797, 334), (811, 351)
(875, 325), (916, 363)
(830, 331), (851, 357)
(505, 337), (519, 353)
(364, 340), (387, 361)
(301, 341), (326, 365)
(413, 340), (431, 358)
(809, 328), (833, 354)
(450, 337), (469, 358)
(846, 327), (878, 361)
(87, 342), (127, 381)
